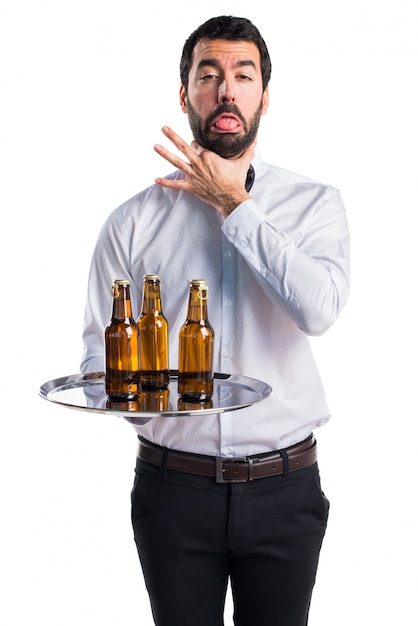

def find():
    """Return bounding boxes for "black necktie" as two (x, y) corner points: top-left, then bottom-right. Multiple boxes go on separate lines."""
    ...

(245, 164), (255, 192)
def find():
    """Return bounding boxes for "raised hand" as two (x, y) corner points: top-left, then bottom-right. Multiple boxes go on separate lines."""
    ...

(154, 126), (255, 217)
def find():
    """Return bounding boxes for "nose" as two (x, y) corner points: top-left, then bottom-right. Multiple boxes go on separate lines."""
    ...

(217, 78), (235, 103)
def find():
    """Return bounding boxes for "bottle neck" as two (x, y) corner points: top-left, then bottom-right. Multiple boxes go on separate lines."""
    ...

(187, 286), (209, 322)
(141, 281), (162, 314)
(112, 286), (133, 320)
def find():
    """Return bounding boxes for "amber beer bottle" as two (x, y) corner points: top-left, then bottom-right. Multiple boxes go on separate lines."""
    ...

(138, 389), (170, 412)
(138, 274), (170, 390)
(178, 279), (214, 401)
(105, 279), (140, 400)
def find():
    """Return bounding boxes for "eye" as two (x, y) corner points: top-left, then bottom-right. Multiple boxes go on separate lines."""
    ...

(200, 74), (218, 82)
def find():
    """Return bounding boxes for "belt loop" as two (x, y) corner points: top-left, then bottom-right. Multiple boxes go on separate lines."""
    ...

(159, 448), (169, 476)
(279, 448), (289, 477)
(248, 457), (254, 481)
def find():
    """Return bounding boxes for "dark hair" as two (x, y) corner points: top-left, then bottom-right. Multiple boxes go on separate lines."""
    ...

(180, 16), (272, 91)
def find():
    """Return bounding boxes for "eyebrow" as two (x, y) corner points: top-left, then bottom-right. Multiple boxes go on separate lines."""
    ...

(196, 58), (257, 72)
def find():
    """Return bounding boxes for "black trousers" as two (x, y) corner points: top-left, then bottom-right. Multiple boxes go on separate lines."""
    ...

(131, 453), (329, 626)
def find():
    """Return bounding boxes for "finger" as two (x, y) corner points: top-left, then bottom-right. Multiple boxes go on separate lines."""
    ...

(161, 126), (196, 161)
(154, 143), (191, 173)
(155, 175), (188, 190)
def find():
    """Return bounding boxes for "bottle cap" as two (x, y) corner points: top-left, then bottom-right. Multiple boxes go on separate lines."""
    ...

(112, 279), (130, 297)
(189, 279), (208, 298)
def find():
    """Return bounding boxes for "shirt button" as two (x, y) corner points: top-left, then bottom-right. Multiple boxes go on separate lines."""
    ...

(224, 299), (232, 307)
(224, 250), (232, 258)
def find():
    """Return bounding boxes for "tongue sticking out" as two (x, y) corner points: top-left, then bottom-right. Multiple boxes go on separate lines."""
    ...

(214, 116), (241, 131)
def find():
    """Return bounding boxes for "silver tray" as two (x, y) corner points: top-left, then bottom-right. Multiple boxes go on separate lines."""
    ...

(39, 371), (272, 422)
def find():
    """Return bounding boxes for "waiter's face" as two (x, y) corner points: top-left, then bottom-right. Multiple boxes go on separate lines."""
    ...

(180, 38), (269, 158)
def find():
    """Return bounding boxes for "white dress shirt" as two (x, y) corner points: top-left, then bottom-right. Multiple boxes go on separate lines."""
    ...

(81, 148), (350, 457)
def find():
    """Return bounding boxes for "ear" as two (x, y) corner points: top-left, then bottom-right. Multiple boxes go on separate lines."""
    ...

(261, 86), (269, 115)
(180, 84), (187, 113)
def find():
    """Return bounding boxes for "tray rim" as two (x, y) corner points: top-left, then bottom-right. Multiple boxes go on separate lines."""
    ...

(39, 370), (272, 418)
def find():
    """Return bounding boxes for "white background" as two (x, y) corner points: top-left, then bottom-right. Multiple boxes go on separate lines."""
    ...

(1, 0), (417, 623)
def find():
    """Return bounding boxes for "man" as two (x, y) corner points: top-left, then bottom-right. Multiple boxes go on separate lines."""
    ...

(81, 15), (350, 626)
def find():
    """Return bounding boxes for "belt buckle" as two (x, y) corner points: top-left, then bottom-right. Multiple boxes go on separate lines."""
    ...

(216, 456), (253, 483)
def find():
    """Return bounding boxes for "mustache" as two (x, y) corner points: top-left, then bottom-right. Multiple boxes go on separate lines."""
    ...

(205, 103), (246, 131)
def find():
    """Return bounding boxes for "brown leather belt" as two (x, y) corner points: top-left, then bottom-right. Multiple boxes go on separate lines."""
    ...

(138, 435), (317, 483)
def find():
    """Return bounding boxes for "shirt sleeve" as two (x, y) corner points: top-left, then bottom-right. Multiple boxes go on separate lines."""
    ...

(80, 207), (140, 373)
(221, 186), (350, 336)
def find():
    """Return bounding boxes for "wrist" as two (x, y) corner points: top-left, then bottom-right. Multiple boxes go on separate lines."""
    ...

(221, 192), (251, 217)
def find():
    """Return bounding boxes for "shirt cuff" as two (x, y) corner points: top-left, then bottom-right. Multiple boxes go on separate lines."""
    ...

(221, 199), (265, 240)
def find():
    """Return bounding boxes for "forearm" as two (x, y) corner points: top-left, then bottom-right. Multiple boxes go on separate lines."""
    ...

(222, 196), (350, 336)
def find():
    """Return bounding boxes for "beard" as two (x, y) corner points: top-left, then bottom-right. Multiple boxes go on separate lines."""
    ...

(186, 99), (263, 159)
